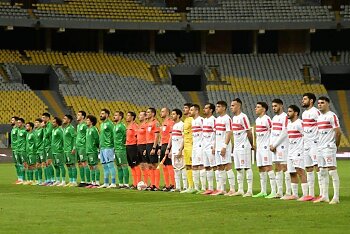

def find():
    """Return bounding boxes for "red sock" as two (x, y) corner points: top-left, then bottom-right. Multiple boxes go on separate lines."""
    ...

(142, 168), (149, 185)
(162, 165), (170, 187)
(167, 165), (175, 186)
(155, 169), (160, 188)
(131, 167), (136, 186)
(150, 169), (155, 186)
(135, 166), (141, 184)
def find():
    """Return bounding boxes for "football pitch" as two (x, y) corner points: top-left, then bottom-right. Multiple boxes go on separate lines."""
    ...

(0, 162), (349, 234)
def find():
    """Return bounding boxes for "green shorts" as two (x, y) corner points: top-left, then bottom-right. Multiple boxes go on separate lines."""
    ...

(65, 152), (76, 164)
(77, 148), (87, 163)
(53, 153), (64, 166)
(17, 151), (26, 164)
(45, 148), (53, 161)
(36, 151), (46, 163)
(12, 150), (18, 164)
(115, 150), (128, 166)
(87, 153), (99, 166)
(27, 154), (37, 166)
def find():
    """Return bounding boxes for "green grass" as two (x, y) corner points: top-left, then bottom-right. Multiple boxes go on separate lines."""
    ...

(0, 162), (350, 234)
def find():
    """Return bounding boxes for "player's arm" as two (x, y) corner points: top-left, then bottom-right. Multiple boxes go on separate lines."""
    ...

(247, 129), (253, 149)
(221, 130), (232, 157)
(150, 123), (160, 155)
(335, 128), (341, 148)
(270, 117), (288, 151)
(71, 127), (77, 153)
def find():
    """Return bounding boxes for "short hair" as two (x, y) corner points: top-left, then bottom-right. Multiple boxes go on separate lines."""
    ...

(205, 103), (215, 113)
(12, 116), (19, 121)
(26, 122), (34, 129)
(35, 118), (43, 123)
(54, 117), (62, 126)
(318, 96), (330, 103)
(148, 107), (156, 115)
(216, 101), (227, 109)
(101, 108), (110, 115)
(303, 93), (317, 104)
(18, 118), (25, 123)
(232, 98), (242, 105)
(184, 103), (192, 108)
(128, 111), (136, 121)
(42, 113), (50, 118)
(288, 105), (300, 115)
(257, 102), (269, 112)
(65, 114), (73, 122)
(86, 115), (97, 126)
(172, 108), (182, 118)
(78, 110), (86, 118)
(191, 104), (200, 111)
(116, 111), (124, 119)
(272, 99), (283, 105)
(140, 110), (146, 115)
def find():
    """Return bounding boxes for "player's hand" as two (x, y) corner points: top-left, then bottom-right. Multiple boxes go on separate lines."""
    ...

(143, 150), (146, 156)
(150, 149), (155, 155)
(269, 145), (276, 152)
(212, 148), (215, 155)
(71, 149), (76, 154)
(176, 151), (182, 159)
(165, 149), (170, 157)
(157, 149), (161, 156)
(220, 147), (226, 157)
(252, 145), (256, 151)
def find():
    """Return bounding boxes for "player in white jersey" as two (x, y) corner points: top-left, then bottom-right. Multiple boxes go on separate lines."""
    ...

(253, 102), (277, 199)
(270, 99), (291, 198)
(314, 97), (341, 204)
(211, 101), (233, 196)
(230, 98), (253, 197)
(283, 105), (308, 201)
(201, 103), (217, 195)
(165, 109), (187, 192)
(189, 104), (205, 194)
(301, 93), (322, 201)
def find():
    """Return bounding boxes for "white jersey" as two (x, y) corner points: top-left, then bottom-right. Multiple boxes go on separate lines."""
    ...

(232, 112), (251, 149)
(171, 121), (184, 154)
(317, 111), (340, 149)
(255, 115), (272, 149)
(202, 116), (215, 150)
(214, 114), (232, 151)
(191, 116), (203, 148)
(270, 112), (289, 149)
(302, 106), (320, 143)
(287, 119), (303, 157)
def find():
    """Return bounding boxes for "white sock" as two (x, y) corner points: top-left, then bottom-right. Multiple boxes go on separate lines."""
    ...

(181, 169), (188, 190)
(215, 170), (220, 190)
(246, 169), (253, 193)
(291, 183), (298, 197)
(285, 171), (291, 195)
(193, 170), (200, 190)
(200, 169), (206, 191)
(317, 171), (323, 197)
(276, 171), (283, 195)
(268, 170), (276, 194)
(226, 170), (236, 191)
(237, 170), (244, 192)
(301, 183), (308, 197)
(320, 168), (329, 200)
(220, 170), (227, 191)
(175, 170), (181, 190)
(306, 171), (315, 197)
(207, 170), (214, 191)
(259, 171), (267, 194)
(329, 169), (340, 200)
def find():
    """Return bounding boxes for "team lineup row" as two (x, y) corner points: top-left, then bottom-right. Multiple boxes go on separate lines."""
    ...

(10, 93), (341, 204)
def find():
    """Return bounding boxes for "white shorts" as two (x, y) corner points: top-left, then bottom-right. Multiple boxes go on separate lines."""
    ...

(256, 149), (272, 167)
(233, 148), (251, 169)
(287, 154), (304, 173)
(215, 147), (232, 166)
(272, 145), (288, 163)
(203, 148), (216, 168)
(192, 147), (203, 166)
(304, 141), (318, 167)
(318, 146), (337, 168)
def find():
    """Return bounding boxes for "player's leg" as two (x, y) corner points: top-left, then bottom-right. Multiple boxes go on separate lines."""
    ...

(282, 159), (298, 200)
(105, 148), (116, 188)
(12, 150), (21, 183)
(211, 151), (226, 196)
(98, 149), (110, 188)
(191, 148), (200, 192)
(118, 150), (130, 188)
(244, 149), (253, 197)
(184, 147), (193, 189)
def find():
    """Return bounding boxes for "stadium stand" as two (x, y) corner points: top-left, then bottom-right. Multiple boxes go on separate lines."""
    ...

(0, 2), (29, 19)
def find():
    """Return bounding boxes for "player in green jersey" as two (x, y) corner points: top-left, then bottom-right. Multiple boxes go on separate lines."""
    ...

(51, 117), (66, 186)
(16, 118), (27, 184)
(113, 111), (129, 188)
(34, 118), (45, 185)
(63, 114), (77, 187)
(42, 113), (55, 185)
(85, 115), (101, 188)
(10, 116), (22, 184)
(23, 122), (37, 185)
(75, 110), (90, 187)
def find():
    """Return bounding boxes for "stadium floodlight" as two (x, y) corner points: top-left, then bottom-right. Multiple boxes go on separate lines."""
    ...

(258, 29), (265, 34)
(5, 25), (14, 31)
(209, 30), (215, 35)
(108, 29), (116, 34)
(57, 27), (65, 33)
(310, 28), (316, 33)
(158, 29), (166, 35)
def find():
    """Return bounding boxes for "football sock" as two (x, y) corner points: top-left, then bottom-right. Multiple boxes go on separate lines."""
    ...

(117, 166), (124, 185)
(142, 168), (149, 185)
(131, 167), (136, 186)
(226, 170), (235, 191)
(175, 169), (181, 189)
(79, 166), (85, 183)
(329, 169), (339, 200)
(321, 168), (329, 199)
(122, 166), (129, 185)
(259, 171), (267, 194)
(317, 171), (323, 197)
(154, 169), (160, 188)
(207, 170), (214, 191)
(291, 183), (298, 197)
(103, 163), (109, 185)
(55, 165), (61, 181)
(246, 169), (253, 193)
(215, 170), (220, 190)
(268, 170), (276, 194)
(85, 166), (91, 183)
(60, 164), (66, 181)
(186, 169), (193, 189)
(135, 166), (141, 184)
(285, 171), (291, 195)
(163, 165), (169, 187)
(276, 171), (283, 195)
(72, 166), (77, 182)
(150, 169), (155, 186)
(307, 171), (315, 197)
(181, 169), (188, 189)
(301, 183), (308, 197)
(220, 170), (227, 191)
(108, 162), (116, 184)
(167, 165), (175, 186)
(200, 169), (206, 191)
(193, 170), (200, 190)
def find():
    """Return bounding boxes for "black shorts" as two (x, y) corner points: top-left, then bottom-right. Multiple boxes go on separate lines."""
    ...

(126, 145), (139, 167)
(160, 144), (172, 166)
(137, 144), (148, 163)
(146, 143), (159, 164)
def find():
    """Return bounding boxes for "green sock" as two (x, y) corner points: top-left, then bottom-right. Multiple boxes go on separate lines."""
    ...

(85, 166), (91, 183)
(68, 166), (72, 182)
(79, 166), (85, 182)
(122, 166), (129, 185)
(91, 170), (96, 183)
(15, 164), (19, 178)
(96, 168), (100, 184)
(72, 166), (77, 182)
(20, 165), (26, 181)
(55, 166), (61, 181)
(29, 170), (33, 180)
(60, 165), (66, 181)
(117, 166), (123, 184)
(38, 168), (42, 181)
(34, 169), (38, 181)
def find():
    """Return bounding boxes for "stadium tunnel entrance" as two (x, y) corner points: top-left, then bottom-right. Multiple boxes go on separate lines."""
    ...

(320, 65), (350, 90)
(169, 66), (204, 91)
(17, 65), (59, 90)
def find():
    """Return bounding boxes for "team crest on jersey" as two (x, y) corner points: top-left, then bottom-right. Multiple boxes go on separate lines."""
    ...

(104, 125), (107, 129)
(264, 146), (267, 149)
(281, 146), (284, 149)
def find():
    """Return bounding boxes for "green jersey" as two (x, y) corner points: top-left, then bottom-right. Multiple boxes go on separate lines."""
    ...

(44, 121), (53, 150)
(99, 119), (114, 149)
(113, 122), (126, 151)
(86, 126), (99, 154)
(26, 131), (36, 156)
(63, 124), (76, 153)
(16, 127), (27, 153)
(51, 126), (64, 154)
(34, 127), (45, 153)
(76, 122), (87, 149)
(10, 126), (18, 151)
